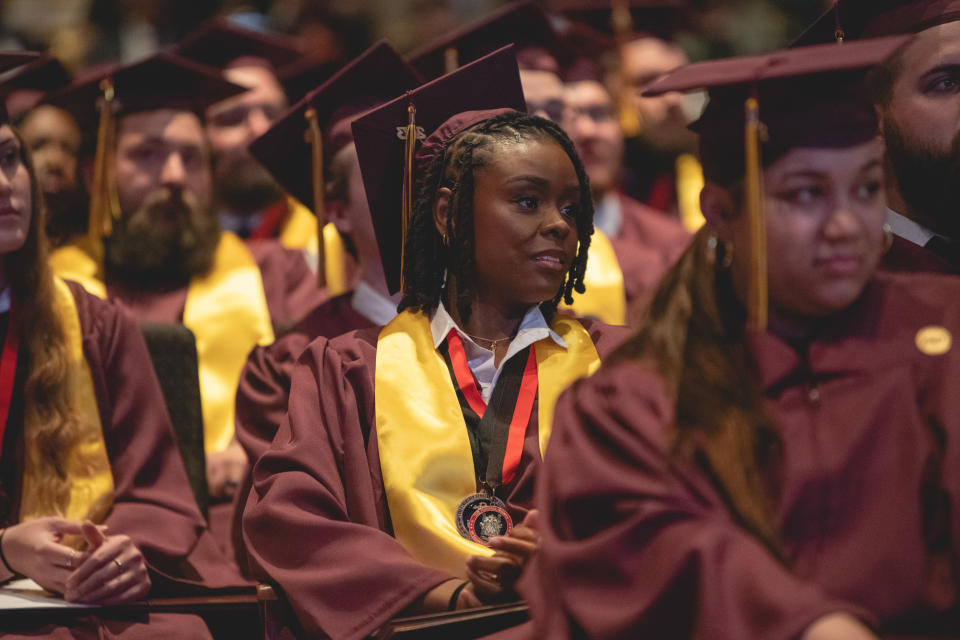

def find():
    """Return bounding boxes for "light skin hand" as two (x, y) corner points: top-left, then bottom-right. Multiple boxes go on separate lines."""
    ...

(0, 517), (88, 594)
(64, 521), (150, 605)
(465, 509), (541, 602)
(206, 438), (249, 501)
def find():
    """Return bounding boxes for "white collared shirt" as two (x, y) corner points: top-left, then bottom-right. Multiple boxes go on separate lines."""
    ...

(0, 286), (9, 314)
(593, 191), (622, 239)
(885, 209), (942, 247)
(350, 281), (399, 326)
(430, 303), (567, 403)
(218, 210), (264, 237)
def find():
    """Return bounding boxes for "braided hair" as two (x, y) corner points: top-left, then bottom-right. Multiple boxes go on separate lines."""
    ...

(399, 111), (594, 323)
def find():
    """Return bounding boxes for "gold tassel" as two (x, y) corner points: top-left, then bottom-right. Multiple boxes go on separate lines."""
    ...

(676, 153), (705, 232)
(443, 47), (459, 74)
(744, 96), (767, 331)
(400, 102), (417, 291)
(612, 0), (641, 137)
(304, 107), (328, 289)
(86, 77), (119, 277)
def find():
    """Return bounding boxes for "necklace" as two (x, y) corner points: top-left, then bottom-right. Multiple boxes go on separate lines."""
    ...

(462, 331), (511, 352)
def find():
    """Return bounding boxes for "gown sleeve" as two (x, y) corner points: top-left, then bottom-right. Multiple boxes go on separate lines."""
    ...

(242, 334), (450, 640)
(524, 360), (872, 640)
(77, 285), (248, 589)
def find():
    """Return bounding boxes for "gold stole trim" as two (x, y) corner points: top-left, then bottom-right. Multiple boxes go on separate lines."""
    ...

(280, 198), (350, 297)
(374, 310), (601, 577)
(20, 276), (114, 523)
(49, 233), (274, 453)
(676, 153), (706, 233)
(49, 242), (107, 299)
(184, 232), (274, 453)
(562, 229), (626, 325)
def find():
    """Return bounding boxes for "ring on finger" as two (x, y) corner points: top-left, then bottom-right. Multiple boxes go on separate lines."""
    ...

(71, 550), (78, 568)
(114, 558), (122, 568)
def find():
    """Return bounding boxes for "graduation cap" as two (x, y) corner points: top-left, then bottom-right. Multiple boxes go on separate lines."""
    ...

(406, 1), (577, 79)
(277, 55), (343, 103)
(645, 35), (911, 330)
(249, 42), (421, 287)
(43, 52), (246, 269)
(0, 51), (42, 119)
(352, 45), (526, 294)
(794, 0), (960, 46)
(173, 18), (302, 72)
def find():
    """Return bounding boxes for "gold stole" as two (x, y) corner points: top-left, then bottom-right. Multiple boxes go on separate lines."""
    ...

(374, 310), (601, 577)
(49, 232), (274, 453)
(20, 276), (114, 522)
(279, 198), (350, 297)
(676, 153), (706, 233)
(183, 232), (274, 452)
(562, 229), (627, 325)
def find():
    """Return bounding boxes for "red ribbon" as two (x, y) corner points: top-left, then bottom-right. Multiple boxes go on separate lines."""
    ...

(0, 300), (19, 458)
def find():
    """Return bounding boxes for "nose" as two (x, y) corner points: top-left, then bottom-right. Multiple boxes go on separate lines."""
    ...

(161, 152), (186, 188)
(247, 108), (272, 140)
(542, 204), (573, 239)
(822, 197), (861, 241)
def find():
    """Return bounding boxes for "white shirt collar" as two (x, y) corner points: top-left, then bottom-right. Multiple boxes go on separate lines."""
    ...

(429, 303), (567, 403)
(885, 208), (941, 247)
(218, 210), (264, 236)
(593, 191), (622, 238)
(350, 281), (398, 326)
(0, 287), (9, 314)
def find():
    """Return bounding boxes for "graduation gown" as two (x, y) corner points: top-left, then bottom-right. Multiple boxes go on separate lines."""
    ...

(231, 292), (374, 573)
(610, 194), (691, 323)
(242, 318), (630, 640)
(0, 282), (248, 639)
(522, 271), (960, 639)
(881, 234), (956, 275)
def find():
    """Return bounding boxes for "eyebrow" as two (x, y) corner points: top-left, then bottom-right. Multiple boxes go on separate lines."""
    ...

(920, 62), (960, 79)
(505, 175), (550, 187)
(779, 160), (883, 180)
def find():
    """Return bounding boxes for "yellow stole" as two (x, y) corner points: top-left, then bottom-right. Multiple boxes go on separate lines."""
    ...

(279, 198), (350, 297)
(20, 276), (114, 523)
(49, 232), (274, 453)
(676, 153), (706, 233)
(374, 310), (601, 578)
(562, 229), (627, 325)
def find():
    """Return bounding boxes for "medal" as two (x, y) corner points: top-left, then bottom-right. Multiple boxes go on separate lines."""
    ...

(468, 504), (513, 544)
(455, 491), (507, 539)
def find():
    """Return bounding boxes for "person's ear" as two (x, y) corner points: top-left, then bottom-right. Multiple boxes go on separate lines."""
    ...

(700, 181), (736, 236)
(433, 186), (453, 240)
(326, 199), (352, 235)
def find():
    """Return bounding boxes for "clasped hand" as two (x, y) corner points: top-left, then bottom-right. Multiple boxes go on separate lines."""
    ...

(1, 517), (151, 605)
(464, 509), (541, 605)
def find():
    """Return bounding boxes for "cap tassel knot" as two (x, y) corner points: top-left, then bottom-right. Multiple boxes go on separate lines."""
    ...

(304, 107), (328, 289)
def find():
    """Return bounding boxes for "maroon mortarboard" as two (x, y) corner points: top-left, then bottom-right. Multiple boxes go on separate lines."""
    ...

(249, 42), (421, 287)
(352, 45), (526, 294)
(795, 0), (960, 46)
(406, 1), (573, 79)
(645, 35), (911, 330)
(550, 0), (694, 41)
(172, 18), (302, 72)
(277, 55), (343, 103)
(0, 54), (64, 120)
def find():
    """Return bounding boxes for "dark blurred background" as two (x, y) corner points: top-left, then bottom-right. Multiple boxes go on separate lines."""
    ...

(0, 0), (835, 72)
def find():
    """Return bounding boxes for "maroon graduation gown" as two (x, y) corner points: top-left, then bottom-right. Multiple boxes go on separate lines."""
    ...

(522, 271), (960, 639)
(0, 282), (248, 639)
(881, 234), (955, 274)
(609, 193), (691, 324)
(242, 318), (631, 640)
(231, 292), (374, 573)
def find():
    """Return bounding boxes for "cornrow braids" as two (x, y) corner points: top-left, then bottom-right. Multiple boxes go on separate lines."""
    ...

(399, 111), (594, 323)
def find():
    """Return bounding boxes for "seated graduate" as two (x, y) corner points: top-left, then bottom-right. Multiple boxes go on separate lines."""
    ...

(0, 58), (246, 638)
(242, 46), (630, 639)
(231, 42), (421, 572)
(520, 34), (960, 640)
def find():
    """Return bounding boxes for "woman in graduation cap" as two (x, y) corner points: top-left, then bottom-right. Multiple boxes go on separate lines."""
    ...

(242, 46), (630, 639)
(521, 35), (960, 640)
(0, 59), (245, 639)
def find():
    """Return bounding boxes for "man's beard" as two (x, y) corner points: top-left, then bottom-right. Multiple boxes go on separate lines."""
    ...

(885, 117), (960, 238)
(106, 186), (221, 288)
(213, 150), (285, 216)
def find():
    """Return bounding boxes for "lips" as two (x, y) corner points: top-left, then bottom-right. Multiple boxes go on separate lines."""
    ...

(816, 253), (862, 275)
(531, 249), (568, 272)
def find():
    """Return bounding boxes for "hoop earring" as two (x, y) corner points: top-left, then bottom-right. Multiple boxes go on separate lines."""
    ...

(882, 222), (893, 253)
(706, 236), (719, 265)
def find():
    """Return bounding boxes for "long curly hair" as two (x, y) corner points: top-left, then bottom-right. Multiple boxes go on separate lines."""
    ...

(398, 111), (594, 323)
(4, 125), (103, 519)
